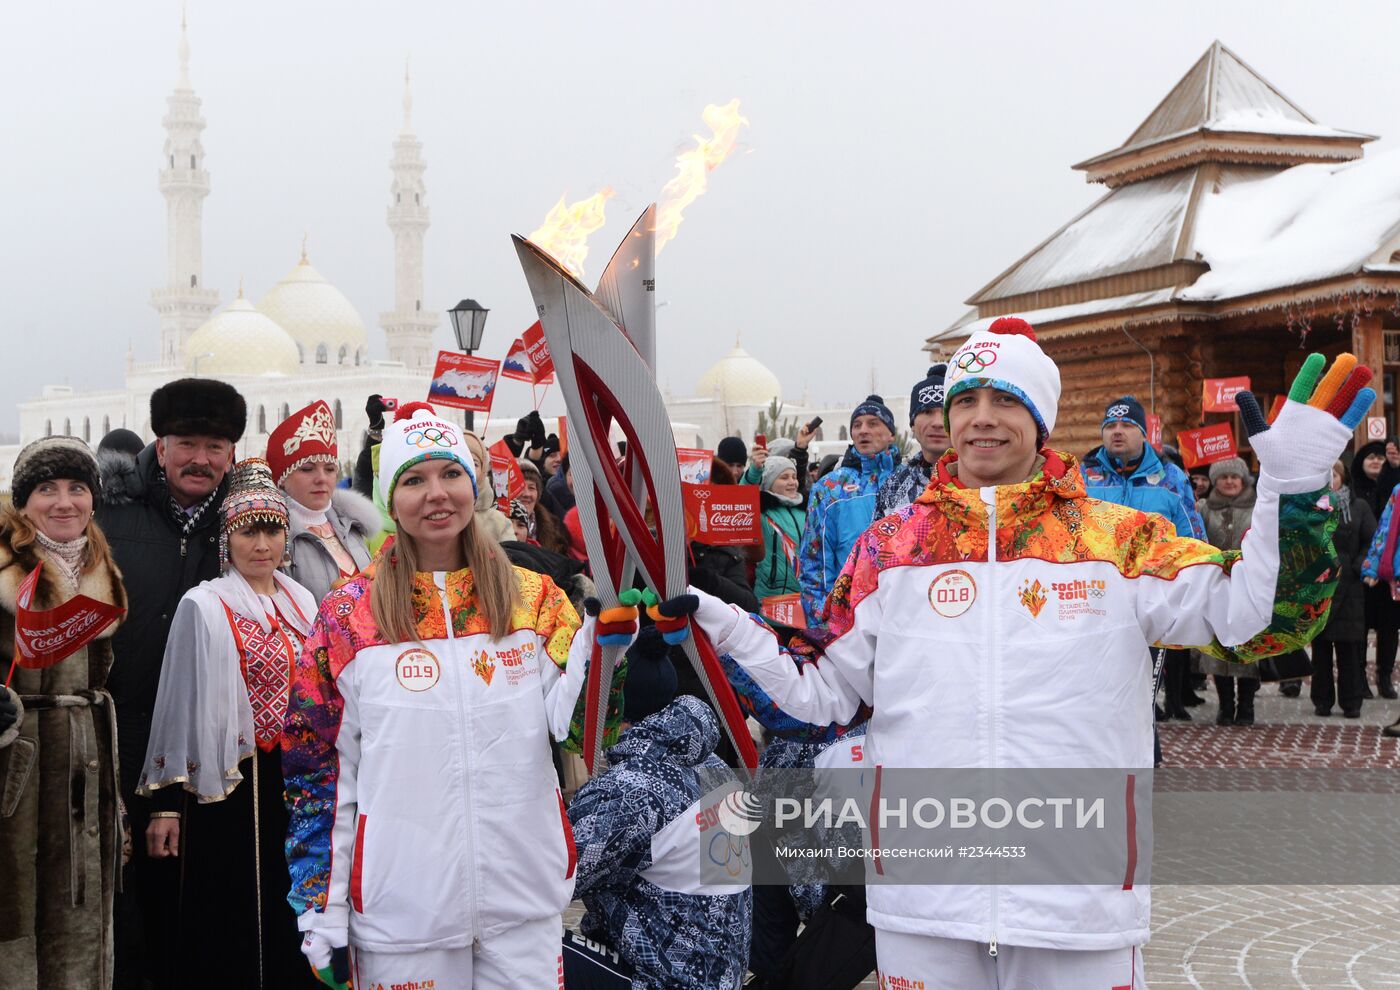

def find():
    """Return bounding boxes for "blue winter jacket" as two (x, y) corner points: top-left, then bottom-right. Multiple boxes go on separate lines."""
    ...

(569, 697), (751, 990)
(797, 443), (900, 628)
(1081, 444), (1206, 539)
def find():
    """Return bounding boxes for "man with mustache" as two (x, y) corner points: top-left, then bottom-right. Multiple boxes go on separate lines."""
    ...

(96, 378), (246, 990)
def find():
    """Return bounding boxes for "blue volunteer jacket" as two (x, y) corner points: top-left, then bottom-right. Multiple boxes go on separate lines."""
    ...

(797, 443), (900, 627)
(1081, 444), (1205, 539)
(569, 697), (752, 990)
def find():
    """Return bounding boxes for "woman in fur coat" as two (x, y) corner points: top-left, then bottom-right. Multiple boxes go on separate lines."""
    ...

(266, 402), (378, 603)
(0, 436), (127, 989)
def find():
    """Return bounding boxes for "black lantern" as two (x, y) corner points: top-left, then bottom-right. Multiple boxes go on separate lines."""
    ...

(448, 299), (489, 353)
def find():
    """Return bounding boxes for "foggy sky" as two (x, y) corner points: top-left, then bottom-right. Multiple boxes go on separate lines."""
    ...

(4, 1), (1398, 434)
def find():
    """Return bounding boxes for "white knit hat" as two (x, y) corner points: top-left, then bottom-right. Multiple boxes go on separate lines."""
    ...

(943, 317), (1062, 445)
(377, 402), (478, 507)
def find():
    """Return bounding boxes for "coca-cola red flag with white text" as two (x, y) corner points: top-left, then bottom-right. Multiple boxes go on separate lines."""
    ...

(12, 563), (125, 670)
(682, 484), (761, 546)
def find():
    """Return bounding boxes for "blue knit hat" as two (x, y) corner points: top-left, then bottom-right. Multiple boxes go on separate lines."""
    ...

(851, 395), (896, 436)
(1102, 396), (1148, 437)
(909, 364), (948, 423)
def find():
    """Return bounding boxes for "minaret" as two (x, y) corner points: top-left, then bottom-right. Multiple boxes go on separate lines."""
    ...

(151, 7), (218, 366)
(379, 60), (437, 371)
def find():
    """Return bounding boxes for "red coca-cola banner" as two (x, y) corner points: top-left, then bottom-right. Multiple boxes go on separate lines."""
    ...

(12, 563), (125, 671)
(1177, 422), (1238, 469)
(521, 321), (555, 384)
(488, 439), (526, 514)
(1202, 376), (1251, 413)
(677, 448), (712, 484)
(1145, 413), (1163, 450)
(683, 484), (761, 546)
(760, 594), (806, 629)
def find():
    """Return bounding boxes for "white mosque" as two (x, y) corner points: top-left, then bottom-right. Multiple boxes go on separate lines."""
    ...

(0, 17), (900, 489)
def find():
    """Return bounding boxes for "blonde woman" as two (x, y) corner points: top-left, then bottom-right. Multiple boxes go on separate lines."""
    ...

(283, 403), (636, 990)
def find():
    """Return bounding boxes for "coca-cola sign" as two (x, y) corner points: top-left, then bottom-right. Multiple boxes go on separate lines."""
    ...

(12, 562), (125, 671)
(683, 484), (761, 546)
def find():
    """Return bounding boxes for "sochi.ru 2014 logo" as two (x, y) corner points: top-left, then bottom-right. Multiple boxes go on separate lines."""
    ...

(1017, 579), (1048, 618)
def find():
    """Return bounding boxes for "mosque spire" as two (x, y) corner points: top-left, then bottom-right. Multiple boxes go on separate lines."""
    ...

(152, 3), (218, 367)
(379, 57), (437, 372)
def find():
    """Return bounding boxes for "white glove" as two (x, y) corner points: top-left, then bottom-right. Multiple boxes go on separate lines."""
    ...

(1236, 353), (1375, 491)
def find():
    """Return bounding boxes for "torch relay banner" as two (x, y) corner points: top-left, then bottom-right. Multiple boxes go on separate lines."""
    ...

(683, 484), (761, 546)
(1178, 422), (1238, 468)
(1202, 376), (1251, 413)
(10, 562), (125, 674)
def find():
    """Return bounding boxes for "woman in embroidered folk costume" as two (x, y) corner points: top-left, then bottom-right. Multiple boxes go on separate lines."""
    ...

(0, 436), (127, 990)
(688, 318), (1371, 989)
(137, 459), (320, 990)
(282, 402), (637, 990)
(267, 401), (379, 604)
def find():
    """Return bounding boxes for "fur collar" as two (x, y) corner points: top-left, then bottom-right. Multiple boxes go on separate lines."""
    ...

(0, 522), (127, 633)
(329, 487), (381, 538)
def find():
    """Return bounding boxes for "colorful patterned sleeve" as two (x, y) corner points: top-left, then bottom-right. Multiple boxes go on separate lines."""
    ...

(1132, 485), (1339, 663)
(1362, 488), (1397, 581)
(282, 589), (361, 924)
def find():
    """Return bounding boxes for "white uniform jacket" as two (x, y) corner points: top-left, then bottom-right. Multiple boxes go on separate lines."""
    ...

(283, 565), (615, 952)
(697, 450), (1338, 950)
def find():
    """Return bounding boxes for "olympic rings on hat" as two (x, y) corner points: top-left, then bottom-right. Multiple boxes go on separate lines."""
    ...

(955, 349), (997, 373)
(406, 427), (459, 449)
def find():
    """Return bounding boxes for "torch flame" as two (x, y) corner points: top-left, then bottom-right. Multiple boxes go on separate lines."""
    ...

(653, 99), (748, 253)
(527, 188), (615, 279)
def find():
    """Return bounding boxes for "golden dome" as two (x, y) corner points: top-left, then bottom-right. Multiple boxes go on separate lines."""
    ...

(695, 343), (782, 406)
(185, 298), (299, 377)
(255, 254), (369, 365)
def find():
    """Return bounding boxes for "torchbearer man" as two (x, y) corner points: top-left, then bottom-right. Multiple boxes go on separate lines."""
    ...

(685, 317), (1370, 989)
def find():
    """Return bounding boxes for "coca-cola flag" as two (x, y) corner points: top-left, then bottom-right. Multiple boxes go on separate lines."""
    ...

(12, 563), (125, 670)
(520, 321), (555, 384)
(428, 352), (500, 414)
(1177, 422), (1238, 469)
(677, 448), (712, 484)
(488, 439), (526, 513)
(500, 338), (535, 383)
(760, 594), (806, 629)
(1202, 376), (1251, 414)
(683, 484), (761, 546)
(1146, 414), (1163, 450)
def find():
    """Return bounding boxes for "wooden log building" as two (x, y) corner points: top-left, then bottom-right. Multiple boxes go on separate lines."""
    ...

(927, 42), (1400, 461)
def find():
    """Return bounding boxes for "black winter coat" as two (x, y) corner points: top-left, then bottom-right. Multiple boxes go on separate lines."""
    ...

(95, 445), (230, 796)
(1318, 490), (1375, 643)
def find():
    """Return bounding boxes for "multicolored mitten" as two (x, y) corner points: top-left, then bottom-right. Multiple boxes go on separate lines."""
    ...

(643, 589), (701, 645)
(1236, 353), (1375, 484)
(586, 589), (642, 646)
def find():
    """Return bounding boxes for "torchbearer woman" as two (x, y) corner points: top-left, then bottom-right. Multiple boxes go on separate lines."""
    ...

(687, 318), (1370, 990)
(283, 402), (635, 990)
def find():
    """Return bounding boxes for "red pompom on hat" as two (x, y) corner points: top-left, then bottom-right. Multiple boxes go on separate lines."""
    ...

(987, 316), (1037, 341)
(392, 400), (438, 422)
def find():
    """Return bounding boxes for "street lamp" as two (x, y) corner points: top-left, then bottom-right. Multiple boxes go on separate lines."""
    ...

(447, 299), (489, 431)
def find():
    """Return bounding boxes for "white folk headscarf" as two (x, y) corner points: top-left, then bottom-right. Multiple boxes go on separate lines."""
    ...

(137, 568), (317, 802)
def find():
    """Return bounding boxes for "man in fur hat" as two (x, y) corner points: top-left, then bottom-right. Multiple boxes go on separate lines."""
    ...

(96, 377), (246, 990)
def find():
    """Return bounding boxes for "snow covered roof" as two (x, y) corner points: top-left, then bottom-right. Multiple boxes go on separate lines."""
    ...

(933, 288), (1181, 346)
(1073, 42), (1371, 188)
(971, 171), (1199, 302)
(941, 149), (1400, 339)
(1180, 148), (1400, 302)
